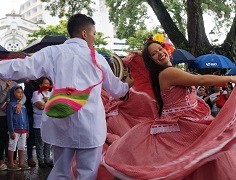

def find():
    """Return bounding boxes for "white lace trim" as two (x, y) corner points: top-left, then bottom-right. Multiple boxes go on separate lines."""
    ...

(162, 87), (198, 114)
(106, 109), (118, 117)
(130, 88), (156, 102)
(150, 123), (180, 134)
(162, 101), (198, 114)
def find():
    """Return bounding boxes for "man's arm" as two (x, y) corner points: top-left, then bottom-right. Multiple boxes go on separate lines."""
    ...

(0, 48), (53, 81)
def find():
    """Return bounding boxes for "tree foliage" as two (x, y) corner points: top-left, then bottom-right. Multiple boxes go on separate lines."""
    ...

(105, 0), (148, 39)
(94, 32), (112, 54)
(27, 20), (110, 53)
(27, 20), (69, 44)
(148, 0), (236, 62)
(41, 0), (95, 19)
(40, 0), (236, 62)
(125, 29), (158, 51)
(109, 0), (236, 61)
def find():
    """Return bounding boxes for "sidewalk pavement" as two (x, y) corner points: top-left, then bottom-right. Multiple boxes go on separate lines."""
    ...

(0, 149), (52, 180)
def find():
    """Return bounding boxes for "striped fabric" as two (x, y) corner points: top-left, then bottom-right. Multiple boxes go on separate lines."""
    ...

(45, 87), (91, 118)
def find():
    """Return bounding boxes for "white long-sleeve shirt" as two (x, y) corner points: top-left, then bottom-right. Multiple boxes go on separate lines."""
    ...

(0, 38), (129, 148)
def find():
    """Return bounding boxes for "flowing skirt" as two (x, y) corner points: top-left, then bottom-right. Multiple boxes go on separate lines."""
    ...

(102, 88), (236, 179)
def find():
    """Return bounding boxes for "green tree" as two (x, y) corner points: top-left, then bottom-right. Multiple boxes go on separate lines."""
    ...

(27, 21), (110, 52)
(125, 29), (159, 51)
(40, 0), (236, 62)
(41, 0), (95, 18)
(94, 32), (112, 54)
(106, 0), (236, 61)
(105, 0), (148, 39)
(147, 0), (236, 61)
(27, 20), (69, 44)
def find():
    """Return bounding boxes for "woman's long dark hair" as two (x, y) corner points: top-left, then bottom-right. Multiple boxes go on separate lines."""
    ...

(142, 41), (171, 117)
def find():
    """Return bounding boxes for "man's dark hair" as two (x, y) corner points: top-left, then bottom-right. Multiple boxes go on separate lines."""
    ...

(67, 13), (95, 38)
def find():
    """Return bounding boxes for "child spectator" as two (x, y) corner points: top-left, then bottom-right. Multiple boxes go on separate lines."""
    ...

(31, 77), (53, 168)
(7, 85), (30, 171)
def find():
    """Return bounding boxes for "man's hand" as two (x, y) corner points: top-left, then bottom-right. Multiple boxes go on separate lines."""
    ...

(124, 75), (134, 88)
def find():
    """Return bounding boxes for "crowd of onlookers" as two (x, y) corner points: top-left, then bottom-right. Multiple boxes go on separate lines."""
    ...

(197, 83), (234, 117)
(0, 78), (53, 171)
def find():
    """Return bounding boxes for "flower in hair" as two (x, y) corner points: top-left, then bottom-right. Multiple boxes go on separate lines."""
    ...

(153, 33), (165, 44)
(152, 33), (175, 55)
(162, 40), (175, 55)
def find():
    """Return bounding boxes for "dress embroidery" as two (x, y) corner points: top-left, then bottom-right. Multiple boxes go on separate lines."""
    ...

(150, 123), (180, 134)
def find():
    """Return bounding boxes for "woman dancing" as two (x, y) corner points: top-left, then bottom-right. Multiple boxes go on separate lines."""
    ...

(102, 35), (236, 179)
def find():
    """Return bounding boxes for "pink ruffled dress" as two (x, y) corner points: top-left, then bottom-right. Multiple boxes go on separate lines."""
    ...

(97, 55), (159, 180)
(102, 85), (236, 179)
(103, 55), (158, 144)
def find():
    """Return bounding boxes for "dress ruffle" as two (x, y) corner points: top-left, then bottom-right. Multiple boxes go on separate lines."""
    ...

(102, 87), (158, 144)
(102, 87), (236, 179)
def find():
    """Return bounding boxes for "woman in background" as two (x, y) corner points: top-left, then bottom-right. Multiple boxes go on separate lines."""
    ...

(31, 77), (53, 168)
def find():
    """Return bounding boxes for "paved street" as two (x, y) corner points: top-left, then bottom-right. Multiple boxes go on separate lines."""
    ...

(0, 149), (52, 180)
(0, 166), (51, 180)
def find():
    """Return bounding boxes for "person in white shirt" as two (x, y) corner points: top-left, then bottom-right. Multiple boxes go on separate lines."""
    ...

(209, 86), (227, 117)
(0, 13), (132, 179)
(31, 77), (53, 168)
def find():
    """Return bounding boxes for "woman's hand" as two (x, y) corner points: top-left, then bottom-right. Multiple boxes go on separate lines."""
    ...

(15, 103), (21, 114)
(122, 51), (142, 64)
(43, 97), (48, 103)
(4, 80), (11, 92)
(10, 133), (16, 140)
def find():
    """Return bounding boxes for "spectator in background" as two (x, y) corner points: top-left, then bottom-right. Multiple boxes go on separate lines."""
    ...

(7, 85), (30, 171)
(209, 86), (227, 117)
(0, 80), (26, 171)
(0, 81), (8, 171)
(224, 82), (233, 98)
(31, 77), (53, 168)
(197, 86), (212, 109)
(24, 80), (39, 167)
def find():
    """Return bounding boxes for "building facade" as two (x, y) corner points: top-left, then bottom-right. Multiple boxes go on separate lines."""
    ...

(19, 0), (58, 25)
(0, 0), (60, 51)
(94, 0), (128, 56)
(0, 11), (39, 51)
(19, 0), (44, 23)
(0, 0), (127, 54)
